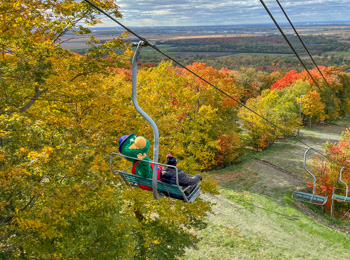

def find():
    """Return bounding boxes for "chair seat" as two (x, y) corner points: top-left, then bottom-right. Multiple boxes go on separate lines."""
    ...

(333, 194), (350, 202)
(294, 191), (327, 203)
(119, 171), (201, 202)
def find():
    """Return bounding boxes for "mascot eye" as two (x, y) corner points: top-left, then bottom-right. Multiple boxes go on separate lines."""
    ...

(130, 138), (135, 142)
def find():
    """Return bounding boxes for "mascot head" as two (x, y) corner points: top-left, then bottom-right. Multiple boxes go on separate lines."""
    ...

(118, 133), (150, 162)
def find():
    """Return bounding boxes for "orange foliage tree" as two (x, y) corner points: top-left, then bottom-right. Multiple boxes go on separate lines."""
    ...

(270, 67), (350, 122)
(310, 129), (350, 214)
(271, 70), (300, 90)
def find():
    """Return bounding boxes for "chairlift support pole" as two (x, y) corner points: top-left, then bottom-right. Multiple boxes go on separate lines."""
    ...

(132, 41), (160, 200)
(109, 43), (201, 202)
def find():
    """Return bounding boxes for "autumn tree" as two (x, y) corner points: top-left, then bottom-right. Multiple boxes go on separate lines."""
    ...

(0, 1), (216, 259)
(271, 70), (300, 90)
(238, 88), (298, 150)
(261, 70), (284, 91)
(300, 90), (326, 126)
(337, 68), (350, 116)
(231, 67), (266, 102)
(270, 66), (350, 123)
(133, 61), (242, 171)
(310, 129), (350, 215)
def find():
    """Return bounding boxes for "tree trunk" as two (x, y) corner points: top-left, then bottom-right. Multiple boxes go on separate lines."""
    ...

(19, 87), (48, 113)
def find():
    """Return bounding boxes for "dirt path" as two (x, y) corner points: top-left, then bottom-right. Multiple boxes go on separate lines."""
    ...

(253, 122), (348, 190)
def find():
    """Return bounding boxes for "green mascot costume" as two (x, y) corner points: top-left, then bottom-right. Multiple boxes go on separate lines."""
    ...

(119, 133), (160, 190)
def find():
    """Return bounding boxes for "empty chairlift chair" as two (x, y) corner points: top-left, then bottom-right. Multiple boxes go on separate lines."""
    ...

(331, 167), (350, 216)
(332, 167), (350, 202)
(292, 147), (328, 205)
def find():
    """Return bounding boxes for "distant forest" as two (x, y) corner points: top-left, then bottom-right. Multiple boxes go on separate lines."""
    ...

(163, 35), (349, 54)
(136, 34), (350, 72)
(176, 53), (347, 72)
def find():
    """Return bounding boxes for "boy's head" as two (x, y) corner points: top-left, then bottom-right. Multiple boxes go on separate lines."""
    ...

(166, 154), (177, 166)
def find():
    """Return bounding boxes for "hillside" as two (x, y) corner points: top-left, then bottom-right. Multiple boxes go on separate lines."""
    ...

(185, 118), (350, 260)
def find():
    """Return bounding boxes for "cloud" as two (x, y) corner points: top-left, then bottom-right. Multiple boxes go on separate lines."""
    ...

(95, 0), (350, 27)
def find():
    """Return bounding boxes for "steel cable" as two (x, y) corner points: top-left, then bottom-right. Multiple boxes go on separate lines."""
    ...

(275, 0), (332, 89)
(275, 0), (346, 113)
(259, 0), (322, 92)
(83, 0), (344, 167)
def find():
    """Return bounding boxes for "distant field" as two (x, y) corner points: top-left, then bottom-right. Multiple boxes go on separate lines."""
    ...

(60, 24), (350, 52)
(139, 44), (177, 56)
(324, 51), (350, 57)
(227, 53), (293, 57)
(59, 25), (350, 69)
(139, 49), (296, 59)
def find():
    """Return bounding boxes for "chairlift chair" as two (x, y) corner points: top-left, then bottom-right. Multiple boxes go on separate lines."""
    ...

(292, 147), (328, 205)
(110, 152), (201, 202)
(331, 167), (350, 216)
(332, 167), (350, 202)
(110, 41), (201, 202)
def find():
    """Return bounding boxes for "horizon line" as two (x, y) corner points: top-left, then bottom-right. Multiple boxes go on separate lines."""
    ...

(90, 20), (350, 29)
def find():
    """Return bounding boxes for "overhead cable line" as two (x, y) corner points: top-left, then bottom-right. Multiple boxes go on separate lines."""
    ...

(259, 0), (347, 166)
(259, 0), (322, 92)
(83, 0), (341, 166)
(259, 0), (347, 165)
(83, 0), (293, 137)
(275, 0), (346, 116)
(275, 0), (333, 90)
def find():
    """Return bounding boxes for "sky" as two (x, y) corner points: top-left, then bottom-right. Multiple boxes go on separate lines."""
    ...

(94, 0), (350, 27)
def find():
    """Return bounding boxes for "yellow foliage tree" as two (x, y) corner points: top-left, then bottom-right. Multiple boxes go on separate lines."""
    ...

(301, 90), (326, 125)
(239, 89), (297, 150)
(0, 1), (216, 259)
(134, 61), (242, 171)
